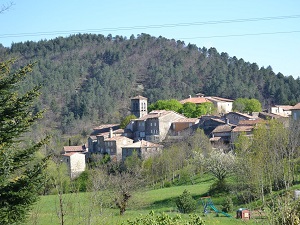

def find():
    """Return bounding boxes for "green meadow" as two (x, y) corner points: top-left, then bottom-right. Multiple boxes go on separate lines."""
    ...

(27, 176), (268, 225)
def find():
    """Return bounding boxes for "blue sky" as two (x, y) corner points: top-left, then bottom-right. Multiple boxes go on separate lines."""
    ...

(1, 0), (300, 78)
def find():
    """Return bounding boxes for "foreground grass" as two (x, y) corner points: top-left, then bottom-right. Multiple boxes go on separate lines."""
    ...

(27, 176), (268, 225)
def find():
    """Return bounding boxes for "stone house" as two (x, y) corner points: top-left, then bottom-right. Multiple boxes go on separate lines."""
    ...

(210, 124), (236, 144)
(199, 115), (226, 135)
(224, 112), (257, 125)
(122, 140), (163, 161)
(205, 96), (233, 114)
(88, 124), (122, 153)
(94, 129), (134, 161)
(180, 94), (233, 114)
(231, 119), (264, 144)
(270, 105), (293, 117)
(62, 145), (87, 179)
(125, 110), (187, 143)
(169, 118), (199, 136)
(62, 152), (86, 179)
(291, 103), (300, 120)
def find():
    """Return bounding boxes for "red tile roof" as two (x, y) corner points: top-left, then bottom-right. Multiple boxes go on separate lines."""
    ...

(63, 145), (86, 152)
(292, 103), (300, 110)
(180, 97), (211, 104)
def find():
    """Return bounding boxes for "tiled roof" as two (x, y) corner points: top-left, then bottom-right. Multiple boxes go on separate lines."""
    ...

(63, 145), (86, 152)
(273, 105), (294, 111)
(205, 96), (234, 102)
(180, 97), (211, 104)
(212, 124), (233, 133)
(122, 140), (163, 148)
(136, 110), (184, 120)
(175, 118), (199, 123)
(232, 125), (254, 132)
(227, 112), (256, 119)
(211, 118), (226, 124)
(131, 95), (147, 100)
(292, 103), (300, 110)
(238, 119), (263, 126)
(259, 112), (283, 119)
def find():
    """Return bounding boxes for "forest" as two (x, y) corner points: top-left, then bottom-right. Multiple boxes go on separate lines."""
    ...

(2, 34), (300, 224)
(1, 33), (300, 138)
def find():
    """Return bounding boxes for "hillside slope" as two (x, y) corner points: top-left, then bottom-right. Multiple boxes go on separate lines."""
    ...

(1, 33), (299, 135)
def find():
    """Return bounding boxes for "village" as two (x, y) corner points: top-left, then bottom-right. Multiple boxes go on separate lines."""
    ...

(62, 94), (300, 179)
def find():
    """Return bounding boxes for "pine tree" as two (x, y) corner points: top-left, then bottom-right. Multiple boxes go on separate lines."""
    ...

(0, 60), (48, 224)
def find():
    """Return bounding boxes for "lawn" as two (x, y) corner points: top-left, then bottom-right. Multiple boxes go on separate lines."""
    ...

(26, 176), (268, 225)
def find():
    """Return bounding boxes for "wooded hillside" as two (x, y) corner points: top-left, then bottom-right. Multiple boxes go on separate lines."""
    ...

(1, 33), (299, 135)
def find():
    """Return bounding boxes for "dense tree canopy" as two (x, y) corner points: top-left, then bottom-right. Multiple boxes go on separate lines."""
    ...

(233, 98), (262, 113)
(0, 60), (48, 224)
(1, 33), (299, 135)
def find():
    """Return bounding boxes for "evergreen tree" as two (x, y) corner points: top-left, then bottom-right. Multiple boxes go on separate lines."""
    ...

(0, 60), (48, 224)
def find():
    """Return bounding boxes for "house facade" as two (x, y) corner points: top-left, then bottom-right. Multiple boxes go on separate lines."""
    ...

(125, 110), (187, 143)
(88, 124), (122, 153)
(224, 112), (257, 125)
(122, 140), (163, 161)
(62, 152), (86, 179)
(62, 145), (87, 179)
(270, 105), (293, 117)
(210, 124), (235, 144)
(180, 94), (233, 114)
(205, 96), (233, 114)
(291, 103), (300, 120)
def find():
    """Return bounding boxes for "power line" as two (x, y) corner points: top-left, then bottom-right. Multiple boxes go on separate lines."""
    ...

(179, 30), (300, 40)
(0, 14), (300, 39)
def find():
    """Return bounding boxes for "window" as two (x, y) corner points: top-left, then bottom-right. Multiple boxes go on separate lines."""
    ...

(154, 122), (156, 126)
(150, 122), (152, 126)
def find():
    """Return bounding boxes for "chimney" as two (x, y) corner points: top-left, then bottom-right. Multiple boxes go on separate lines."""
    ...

(189, 95), (192, 98)
(109, 128), (113, 138)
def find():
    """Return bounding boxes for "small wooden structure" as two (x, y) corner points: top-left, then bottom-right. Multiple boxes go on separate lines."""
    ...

(236, 208), (250, 220)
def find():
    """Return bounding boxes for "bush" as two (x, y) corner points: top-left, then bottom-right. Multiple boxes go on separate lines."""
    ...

(122, 211), (205, 225)
(176, 189), (197, 214)
(222, 196), (233, 213)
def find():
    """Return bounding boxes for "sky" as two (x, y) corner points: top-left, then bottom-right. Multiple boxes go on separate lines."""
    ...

(1, 0), (300, 78)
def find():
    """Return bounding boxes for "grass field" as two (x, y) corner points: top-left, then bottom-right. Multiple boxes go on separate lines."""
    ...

(26, 176), (268, 225)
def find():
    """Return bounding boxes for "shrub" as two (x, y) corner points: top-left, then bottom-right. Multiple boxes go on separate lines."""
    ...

(222, 196), (234, 213)
(175, 189), (197, 214)
(122, 211), (205, 225)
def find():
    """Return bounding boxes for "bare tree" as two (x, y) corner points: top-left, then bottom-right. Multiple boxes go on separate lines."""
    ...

(108, 171), (143, 215)
(0, 1), (14, 14)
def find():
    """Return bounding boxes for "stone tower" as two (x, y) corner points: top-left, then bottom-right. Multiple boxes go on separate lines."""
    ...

(131, 95), (148, 118)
